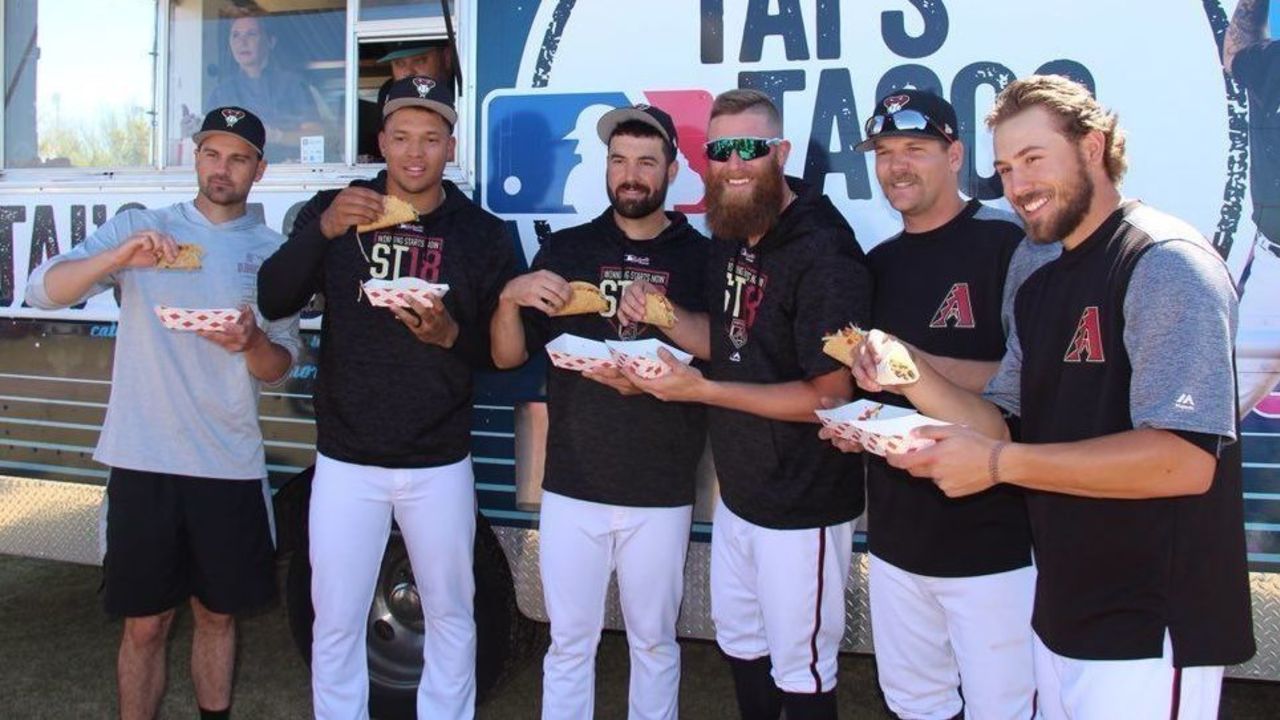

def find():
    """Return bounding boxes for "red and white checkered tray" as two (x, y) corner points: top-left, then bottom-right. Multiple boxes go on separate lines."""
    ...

(814, 400), (949, 457)
(545, 333), (616, 372)
(604, 339), (694, 380)
(154, 306), (240, 332)
(362, 278), (450, 308)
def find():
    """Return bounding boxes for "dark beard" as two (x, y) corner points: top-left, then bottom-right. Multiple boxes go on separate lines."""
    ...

(705, 165), (785, 239)
(1026, 149), (1094, 245)
(608, 179), (668, 220)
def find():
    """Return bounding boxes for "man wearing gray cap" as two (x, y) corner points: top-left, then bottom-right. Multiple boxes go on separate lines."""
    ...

(25, 106), (300, 720)
(491, 102), (708, 720)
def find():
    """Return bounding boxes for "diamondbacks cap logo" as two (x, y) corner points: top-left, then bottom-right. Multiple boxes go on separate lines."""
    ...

(929, 283), (975, 329)
(1063, 306), (1106, 363)
(634, 103), (649, 110)
(221, 108), (245, 127)
(413, 77), (436, 97)
(883, 94), (910, 113)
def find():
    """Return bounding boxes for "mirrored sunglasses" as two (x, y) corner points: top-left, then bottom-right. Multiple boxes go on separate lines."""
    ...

(863, 109), (952, 143)
(704, 136), (782, 162)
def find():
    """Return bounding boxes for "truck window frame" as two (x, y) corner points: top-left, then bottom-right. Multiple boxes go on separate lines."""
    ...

(0, 0), (477, 192)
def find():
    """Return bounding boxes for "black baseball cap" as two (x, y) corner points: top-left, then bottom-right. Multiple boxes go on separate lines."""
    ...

(378, 41), (434, 64)
(854, 89), (959, 152)
(192, 106), (265, 157)
(382, 75), (457, 126)
(596, 103), (678, 155)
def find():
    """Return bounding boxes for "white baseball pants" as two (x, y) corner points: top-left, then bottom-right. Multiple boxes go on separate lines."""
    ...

(710, 498), (853, 694)
(1034, 631), (1223, 720)
(309, 452), (478, 720)
(869, 554), (1037, 720)
(539, 491), (693, 720)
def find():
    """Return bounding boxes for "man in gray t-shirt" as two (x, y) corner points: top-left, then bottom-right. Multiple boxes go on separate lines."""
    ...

(25, 108), (300, 720)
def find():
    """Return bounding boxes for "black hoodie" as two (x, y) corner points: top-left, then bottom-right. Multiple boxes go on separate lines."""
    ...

(258, 174), (517, 468)
(708, 177), (872, 529)
(523, 210), (710, 507)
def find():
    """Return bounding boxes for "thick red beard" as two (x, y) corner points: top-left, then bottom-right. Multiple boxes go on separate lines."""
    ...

(705, 163), (786, 239)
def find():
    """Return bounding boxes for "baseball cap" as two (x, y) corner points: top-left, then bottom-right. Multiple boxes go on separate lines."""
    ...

(382, 75), (458, 126)
(377, 41), (434, 64)
(854, 89), (959, 152)
(596, 103), (678, 155)
(192, 106), (266, 157)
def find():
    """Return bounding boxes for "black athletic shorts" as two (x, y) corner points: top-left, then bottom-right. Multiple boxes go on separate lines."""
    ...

(103, 467), (276, 617)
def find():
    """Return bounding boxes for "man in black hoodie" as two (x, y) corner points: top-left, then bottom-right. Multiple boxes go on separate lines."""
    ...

(619, 89), (872, 720)
(257, 76), (516, 720)
(491, 103), (708, 720)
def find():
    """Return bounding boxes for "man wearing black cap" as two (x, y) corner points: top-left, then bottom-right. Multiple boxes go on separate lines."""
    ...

(827, 89), (1041, 720)
(619, 88), (871, 720)
(258, 77), (516, 720)
(26, 107), (300, 720)
(490, 103), (708, 720)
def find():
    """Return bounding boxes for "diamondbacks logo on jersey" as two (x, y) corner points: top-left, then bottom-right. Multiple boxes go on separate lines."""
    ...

(929, 283), (975, 329)
(1063, 306), (1105, 363)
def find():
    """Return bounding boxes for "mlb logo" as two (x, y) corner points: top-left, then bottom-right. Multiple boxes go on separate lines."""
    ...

(481, 89), (712, 215)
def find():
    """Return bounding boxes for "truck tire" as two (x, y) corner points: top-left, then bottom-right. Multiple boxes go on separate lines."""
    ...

(285, 511), (543, 718)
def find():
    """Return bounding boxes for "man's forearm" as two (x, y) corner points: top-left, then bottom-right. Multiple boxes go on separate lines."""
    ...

(1225, 0), (1268, 70)
(663, 309), (711, 360)
(1001, 428), (1216, 499)
(245, 337), (293, 383)
(41, 254), (117, 307)
(914, 350), (1000, 395)
(901, 358), (1010, 440)
(490, 301), (529, 369)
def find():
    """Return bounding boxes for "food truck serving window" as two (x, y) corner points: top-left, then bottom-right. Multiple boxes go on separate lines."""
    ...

(167, 1), (347, 166)
(2, 0), (470, 179)
(3, 0), (158, 169)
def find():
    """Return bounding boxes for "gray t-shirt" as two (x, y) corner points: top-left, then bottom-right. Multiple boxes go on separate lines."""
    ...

(985, 207), (1238, 441)
(26, 201), (301, 480)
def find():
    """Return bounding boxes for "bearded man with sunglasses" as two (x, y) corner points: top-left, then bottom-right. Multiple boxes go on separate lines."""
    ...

(619, 88), (872, 720)
(829, 89), (1043, 720)
(258, 76), (518, 719)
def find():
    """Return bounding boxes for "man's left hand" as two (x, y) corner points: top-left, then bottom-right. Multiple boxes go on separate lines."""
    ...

(620, 348), (706, 402)
(390, 296), (458, 348)
(199, 304), (266, 353)
(887, 424), (999, 498)
(582, 366), (642, 396)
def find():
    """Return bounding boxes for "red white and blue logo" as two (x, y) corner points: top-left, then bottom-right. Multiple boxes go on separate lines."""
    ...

(481, 90), (713, 216)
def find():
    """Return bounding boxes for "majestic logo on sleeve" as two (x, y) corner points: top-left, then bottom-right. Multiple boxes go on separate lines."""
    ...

(929, 283), (975, 328)
(1063, 306), (1105, 363)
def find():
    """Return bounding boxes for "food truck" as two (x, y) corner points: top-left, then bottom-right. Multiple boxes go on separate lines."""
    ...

(1, 0), (1277, 714)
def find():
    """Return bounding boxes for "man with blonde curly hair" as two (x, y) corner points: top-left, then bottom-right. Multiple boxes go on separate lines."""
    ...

(850, 75), (1254, 718)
